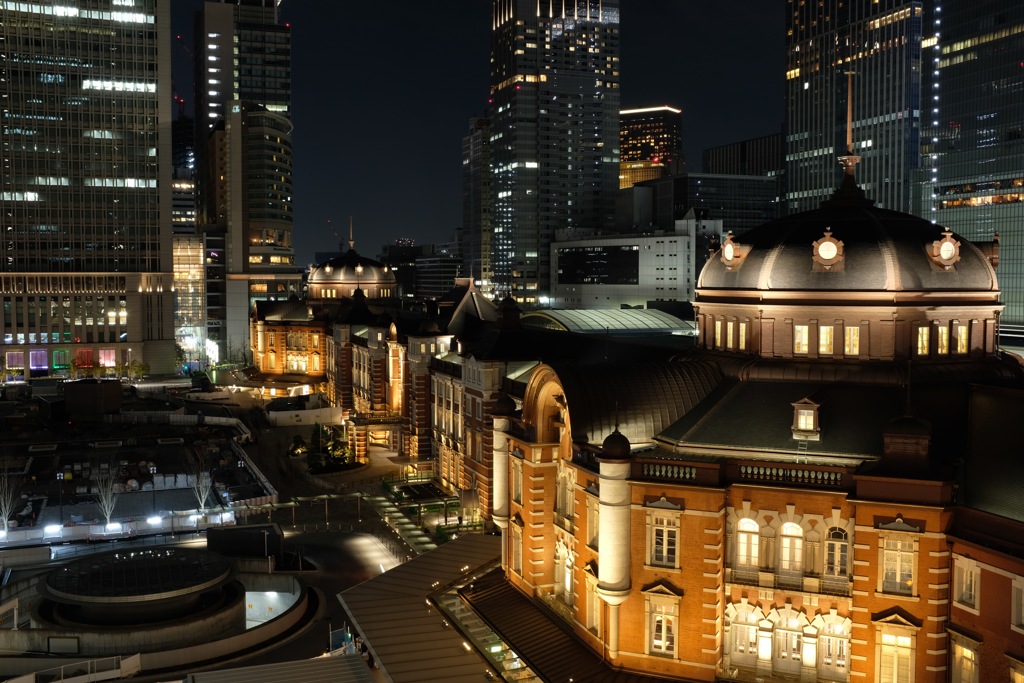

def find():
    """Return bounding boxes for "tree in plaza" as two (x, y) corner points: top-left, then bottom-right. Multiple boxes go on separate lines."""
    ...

(189, 447), (214, 513)
(0, 457), (19, 531)
(93, 459), (120, 527)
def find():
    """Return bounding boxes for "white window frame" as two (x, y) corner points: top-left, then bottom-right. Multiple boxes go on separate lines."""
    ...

(952, 555), (979, 612)
(730, 610), (760, 668)
(587, 495), (599, 550)
(510, 523), (522, 575)
(824, 527), (849, 577)
(511, 459), (522, 505)
(779, 522), (804, 574)
(880, 535), (916, 596)
(878, 629), (914, 683)
(949, 631), (979, 683)
(819, 622), (850, 682)
(645, 595), (679, 658)
(773, 624), (803, 674)
(585, 574), (600, 634)
(1012, 576), (1024, 634)
(648, 511), (680, 569)
(737, 518), (760, 568)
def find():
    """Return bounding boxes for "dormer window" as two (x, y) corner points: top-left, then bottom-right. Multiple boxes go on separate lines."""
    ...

(930, 230), (961, 269)
(720, 232), (750, 270)
(813, 229), (844, 270)
(792, 396), (822, 441)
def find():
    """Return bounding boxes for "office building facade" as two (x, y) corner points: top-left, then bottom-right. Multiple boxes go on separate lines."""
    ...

(784, 0), (925, 214)
(461, 117), (492, 295)
(489, 0), (620, 303)
(193, 0), (297, 363)
(703, 132), (784, 178)
(619, 106), (683, 189)
(919, 0), (1024, 342)
(0, 1), (175, 379)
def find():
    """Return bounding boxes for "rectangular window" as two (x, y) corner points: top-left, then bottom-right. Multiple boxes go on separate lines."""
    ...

(586, 579), (601, 633)
(29, 349), (47, 370)
(1012, 577), (1024, 630)
(844, 326), (860, 356)
(6, 351), (25, 369)
(511, 525), (522, 575)
(951, 638), (978, 683)
(883, 538), (915, 595)
(955, 323), (968, 354)
(98, 349), (116, 367)
(512, 460), (523, 505)
(819, 325), (834, 355)
(714, 319), (722, 348)
(916, 327), (930, 356)
(726, 321), (735, 350)
(953, 556), (979, 609)
(797, 409), (815, 431)
(879, 633), (912, 683)
(587, 496), (599, 550)
(793, 325), (809, 354)
(738, 322), (747, 351)
(650, 603), (676, 656)
(650, 515), (678, 567)
(937, 325), (950, 354)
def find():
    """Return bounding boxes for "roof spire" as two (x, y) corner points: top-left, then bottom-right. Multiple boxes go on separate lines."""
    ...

(822, 71), (873, 207)
(349, 216), (355, 252)
(837, 71), (862, 179)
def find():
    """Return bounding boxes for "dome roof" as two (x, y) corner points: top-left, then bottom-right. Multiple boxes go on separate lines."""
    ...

(308, 249), (396, 286)
(698, 202), (997, 294)
(601, 429), (632, 461)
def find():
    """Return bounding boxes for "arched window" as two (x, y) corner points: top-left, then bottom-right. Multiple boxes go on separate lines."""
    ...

(730, 609), (760, 667)
(774, 619), (803, 674)
(779, 522), (804, 574)
(737, 518), (759, 567)
(819, 621), (850, 682)
(825, 527), (849, 577)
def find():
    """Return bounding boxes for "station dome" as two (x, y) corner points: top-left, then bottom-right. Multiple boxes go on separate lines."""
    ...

(308, 248), (396, 300)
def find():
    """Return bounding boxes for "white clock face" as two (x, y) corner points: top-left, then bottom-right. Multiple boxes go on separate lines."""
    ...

(723, 243), (734, 261)
(818, 240), (838, 261)
(940, 240), (956, 260)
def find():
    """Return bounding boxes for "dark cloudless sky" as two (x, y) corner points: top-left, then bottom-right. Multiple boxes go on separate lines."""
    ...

(173, 1), (783, 266)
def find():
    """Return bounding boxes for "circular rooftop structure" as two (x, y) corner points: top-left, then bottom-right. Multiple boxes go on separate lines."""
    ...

(45, 547), (232, 604)
(39, 547), (240, 628)
(698, 202), (998, 294)
(308, 248), (395, 299)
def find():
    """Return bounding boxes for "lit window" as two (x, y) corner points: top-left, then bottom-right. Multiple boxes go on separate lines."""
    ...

(726, 321), (735, 350)
(737, 518), (759, 567)
(714, 319), (722, 348)
(819, 621), (850, 680)
(950, 633), (978, 683)
(955, 323), (968, 354)
(649, 513), (679, 568)
(738, 322), (747, 351)
(937, 325), (950, 354)
(779, 522), (804, 574)
(796, 409), (815, 431)
(794, 324), (809, 354)
(820, 325), (834, 355)
(916, 327), (930, 355)
(882, 537), (915, 595)
(844, 326), (860, 356)
(730, 608), (760, 667)
(647, 599), (678, 657)
(879, 632), (913, 683)
(774, 623), (803, 674)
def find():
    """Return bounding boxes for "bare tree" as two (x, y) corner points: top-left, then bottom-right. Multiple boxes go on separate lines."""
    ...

(93, 460), (120, 527)
(0, 457), (19, 531)
(189, 448), (214, 513)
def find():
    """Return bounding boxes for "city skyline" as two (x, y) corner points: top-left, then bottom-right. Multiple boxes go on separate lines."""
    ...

(172, 1), (784, 266)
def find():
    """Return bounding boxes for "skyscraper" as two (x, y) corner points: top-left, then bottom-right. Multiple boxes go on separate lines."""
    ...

(461, 117), (492, 293)
(784, 1), (925, 214)
(619, 106), (682, 189)
(0, 1), (175, 378)
(193, 0), (296, 363)
(919, 0), (1024, 342)
(489, 0), (621, 303)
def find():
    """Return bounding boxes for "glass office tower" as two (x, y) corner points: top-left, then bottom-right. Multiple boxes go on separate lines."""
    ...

(785, 0), (924, 214)
(490, 0), (620, 303)
(0, 1), (174, 379)
(919, 0), (1024, 341)
(619, 106), (683, 189)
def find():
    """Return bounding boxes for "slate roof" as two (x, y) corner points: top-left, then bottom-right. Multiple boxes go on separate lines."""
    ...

(699, 202), (998, 292)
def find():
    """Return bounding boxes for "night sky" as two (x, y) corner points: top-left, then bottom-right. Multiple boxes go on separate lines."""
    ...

(173, 1), (783, 266)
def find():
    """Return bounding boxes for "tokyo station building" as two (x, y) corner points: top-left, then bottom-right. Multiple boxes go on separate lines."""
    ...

(477, 170), (1024, 683)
